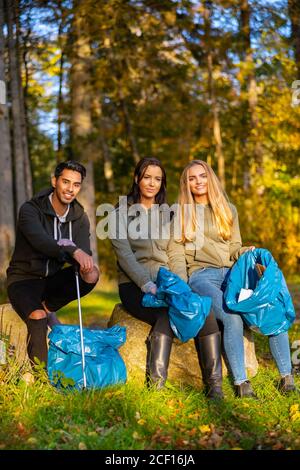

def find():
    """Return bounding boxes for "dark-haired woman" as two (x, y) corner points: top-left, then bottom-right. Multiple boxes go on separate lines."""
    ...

(110, 158), (223, 398)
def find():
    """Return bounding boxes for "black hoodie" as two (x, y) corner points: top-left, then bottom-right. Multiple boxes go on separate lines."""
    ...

(6, 188), (92, 286)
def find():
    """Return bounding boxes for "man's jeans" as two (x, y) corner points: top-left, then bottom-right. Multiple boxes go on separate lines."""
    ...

(189, 267), (292, 384)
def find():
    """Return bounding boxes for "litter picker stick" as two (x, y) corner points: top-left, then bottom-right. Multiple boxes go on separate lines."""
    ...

(75, 266), (87, 389)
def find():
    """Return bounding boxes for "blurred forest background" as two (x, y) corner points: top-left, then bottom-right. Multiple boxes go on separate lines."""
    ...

(0, 0), (299, 291)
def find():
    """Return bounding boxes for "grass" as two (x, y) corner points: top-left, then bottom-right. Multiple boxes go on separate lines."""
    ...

(58, 289), (119, 328)
(0, 280), (299, 451)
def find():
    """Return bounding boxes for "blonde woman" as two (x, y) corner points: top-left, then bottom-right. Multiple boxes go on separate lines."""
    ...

(176, 160), (298, 397)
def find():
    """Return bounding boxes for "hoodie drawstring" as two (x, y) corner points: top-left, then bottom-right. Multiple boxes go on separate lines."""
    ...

(54, 217), (58, 240)
(69, 221), (72, 241)
(54, 216), (73, 242)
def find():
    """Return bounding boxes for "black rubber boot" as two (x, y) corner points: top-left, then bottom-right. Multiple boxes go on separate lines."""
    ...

(145, 332), (173, 390)
(145, 335), (151, 388)
(194, 331), (224, 400)
(26, 317), (48, 368)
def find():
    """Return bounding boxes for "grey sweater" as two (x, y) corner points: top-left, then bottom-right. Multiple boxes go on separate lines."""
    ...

(109, 205), (187, 287)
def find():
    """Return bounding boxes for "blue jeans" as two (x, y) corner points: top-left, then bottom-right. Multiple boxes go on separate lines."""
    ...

(189, 267), (292, 384)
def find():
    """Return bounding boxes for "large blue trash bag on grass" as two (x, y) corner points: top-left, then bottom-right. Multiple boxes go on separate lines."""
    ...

(224, 248), (295, 336)
(142, 267), (211, 342)
(47, 324), (127, 389)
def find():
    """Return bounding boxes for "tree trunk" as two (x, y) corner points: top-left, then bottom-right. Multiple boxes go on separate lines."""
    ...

(288, 0), (300, 79)
(0, 0), (15, 287)
(57, 50), (64, 158)
(57, 18), (65, 160)
(207, 53), (225, 189)
(15, 0), (32, 198)
(70, 1), (98, 264)
(91, 95), (115, 193)
(77, 160), (98, 260)
(119, 89), (140, 164)
(204, 1), (225, 189)
(6, 0), (31, 212)
(240, 0), (263, 181)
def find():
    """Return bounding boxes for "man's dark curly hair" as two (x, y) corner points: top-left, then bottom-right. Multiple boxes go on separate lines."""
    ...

(54, 160), (86, 181)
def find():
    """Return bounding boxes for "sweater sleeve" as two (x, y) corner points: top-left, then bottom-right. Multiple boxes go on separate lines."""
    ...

(229, 205), (244, 262)
(18, 202), (76, 260)
(167, 223), (188, 282)
(109, 209), (151, 288)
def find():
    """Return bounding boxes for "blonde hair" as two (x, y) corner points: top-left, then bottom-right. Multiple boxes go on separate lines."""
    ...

(178, 160), (233, 242)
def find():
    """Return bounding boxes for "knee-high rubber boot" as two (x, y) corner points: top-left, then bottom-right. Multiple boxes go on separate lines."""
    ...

(194, 331), (224, 400)
(26, 317), (48, 368)
(145, 332), (173, 390)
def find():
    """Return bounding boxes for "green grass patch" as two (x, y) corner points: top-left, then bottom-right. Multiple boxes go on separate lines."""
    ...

(1, 365), (300, 450)
(58, 278), (119, 327)
(0, 282), (299, 450)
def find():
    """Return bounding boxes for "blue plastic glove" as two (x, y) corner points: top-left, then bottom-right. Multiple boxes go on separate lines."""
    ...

(57, 238), (76, 247)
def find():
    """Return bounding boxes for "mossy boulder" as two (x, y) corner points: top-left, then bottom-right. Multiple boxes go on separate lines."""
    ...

(109, 303), (258, 389)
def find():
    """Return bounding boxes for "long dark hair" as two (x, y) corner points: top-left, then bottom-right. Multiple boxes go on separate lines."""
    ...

(127, 157), (167, 205)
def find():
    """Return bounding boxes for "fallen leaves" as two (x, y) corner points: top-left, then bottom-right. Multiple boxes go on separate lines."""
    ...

(132, 431), (140, 440)
(26, 437), (37, 446)
(135, 411), (146, 425)
(199, 424), (211, 434)
(159, 415), (168, 425)
(231, 410), (251, 421)
(290, 404), (300, 422)
(150, 427), (172, 445)
(78, 441), (87, 450)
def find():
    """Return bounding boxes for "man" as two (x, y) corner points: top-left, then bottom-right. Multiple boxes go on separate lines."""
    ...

(6, 160), (99, 367)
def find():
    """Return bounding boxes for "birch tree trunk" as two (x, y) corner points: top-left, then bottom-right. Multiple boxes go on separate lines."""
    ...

(0, 0), (15, 286)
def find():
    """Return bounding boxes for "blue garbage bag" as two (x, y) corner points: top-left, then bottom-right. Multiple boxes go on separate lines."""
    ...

(142, 267), (211, 342)
(224, 248), (295, 336)
(47, 324), (127, 389)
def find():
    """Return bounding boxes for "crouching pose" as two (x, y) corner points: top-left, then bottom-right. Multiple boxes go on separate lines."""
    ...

(7, 161), (99, 367)
(110, 157), (223, 399)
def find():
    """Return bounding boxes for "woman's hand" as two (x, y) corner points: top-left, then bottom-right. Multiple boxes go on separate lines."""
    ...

(141, 281), (157, 295)
(244, 246), (255, 252)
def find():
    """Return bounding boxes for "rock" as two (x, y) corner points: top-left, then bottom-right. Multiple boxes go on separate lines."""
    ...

(108, 303), (258, 389)
(0, 301), (259, 385)
(0, 303), (29, 365)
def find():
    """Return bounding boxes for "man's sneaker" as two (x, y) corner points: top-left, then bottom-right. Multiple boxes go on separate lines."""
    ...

(235, 380), (257, 398)
(278, 374), (300, 394)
